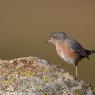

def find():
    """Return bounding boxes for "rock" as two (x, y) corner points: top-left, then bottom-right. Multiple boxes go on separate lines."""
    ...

(0, 57), (94, 95)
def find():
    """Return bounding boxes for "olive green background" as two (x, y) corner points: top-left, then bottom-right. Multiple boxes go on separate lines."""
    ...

(0, 0), (95, 87)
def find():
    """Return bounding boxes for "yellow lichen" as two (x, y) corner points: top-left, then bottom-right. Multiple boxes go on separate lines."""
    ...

(20, 71), (34, 77)
(1, 80), (13, 85)
(43, 76), (50, 83)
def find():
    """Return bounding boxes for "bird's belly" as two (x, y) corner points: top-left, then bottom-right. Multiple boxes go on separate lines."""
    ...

(58, 52), (75, 64)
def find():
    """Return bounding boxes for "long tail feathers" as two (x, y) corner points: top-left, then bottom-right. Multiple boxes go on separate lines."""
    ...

(85, 50), (95, 60)
(86, 49), (95, 55)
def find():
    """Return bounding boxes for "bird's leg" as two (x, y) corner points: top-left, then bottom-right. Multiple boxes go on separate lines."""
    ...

(76, 65), (78, 78)
(75, 64), (78, 79)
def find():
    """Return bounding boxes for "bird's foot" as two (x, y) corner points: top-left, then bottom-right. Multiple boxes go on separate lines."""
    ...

(74, 77), (82, 85)
(75, 77), (78, 80)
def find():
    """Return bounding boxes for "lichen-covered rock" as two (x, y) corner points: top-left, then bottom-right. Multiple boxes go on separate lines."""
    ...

(0, 57), (94, 95)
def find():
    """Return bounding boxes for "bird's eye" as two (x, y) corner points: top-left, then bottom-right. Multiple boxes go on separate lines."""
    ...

(53, 36), (57, 38)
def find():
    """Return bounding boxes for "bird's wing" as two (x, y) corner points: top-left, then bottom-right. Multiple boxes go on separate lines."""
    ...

(68, 39), (88, 57)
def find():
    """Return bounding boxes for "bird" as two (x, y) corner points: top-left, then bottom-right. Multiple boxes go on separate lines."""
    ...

(47, 32), (95, 79)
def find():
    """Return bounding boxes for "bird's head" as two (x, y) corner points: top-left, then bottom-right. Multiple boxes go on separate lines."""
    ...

(47, 32), (67, 45)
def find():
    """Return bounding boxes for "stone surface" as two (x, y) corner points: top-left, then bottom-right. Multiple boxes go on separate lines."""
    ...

(0, 57), (94, 95)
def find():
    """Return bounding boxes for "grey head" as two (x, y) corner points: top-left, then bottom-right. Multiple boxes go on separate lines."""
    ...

(48, 32), (68, 45)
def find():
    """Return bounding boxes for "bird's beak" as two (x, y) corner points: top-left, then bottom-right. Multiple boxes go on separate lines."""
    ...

(44, 40), (51, 43)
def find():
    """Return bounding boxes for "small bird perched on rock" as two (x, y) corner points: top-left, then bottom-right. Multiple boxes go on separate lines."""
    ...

(47, 32), (95, 79)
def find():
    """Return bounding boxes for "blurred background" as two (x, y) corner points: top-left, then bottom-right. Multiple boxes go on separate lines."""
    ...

(0, 0), (95, 87)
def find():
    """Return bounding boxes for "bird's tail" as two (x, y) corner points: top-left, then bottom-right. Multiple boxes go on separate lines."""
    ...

(86, 49), (95, 55)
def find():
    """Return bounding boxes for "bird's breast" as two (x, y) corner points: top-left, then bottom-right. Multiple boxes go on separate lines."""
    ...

(56, 42), (77, 64)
